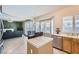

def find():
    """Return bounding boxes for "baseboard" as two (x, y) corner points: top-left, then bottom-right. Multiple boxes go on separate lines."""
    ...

(53, 47), (71, 54)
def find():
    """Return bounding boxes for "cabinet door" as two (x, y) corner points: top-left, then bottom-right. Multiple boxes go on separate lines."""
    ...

(63, 37), (72, 53)
(76, 40), (79, 54)
(72, 39), (79, 54)
(72, 39), (77, 54)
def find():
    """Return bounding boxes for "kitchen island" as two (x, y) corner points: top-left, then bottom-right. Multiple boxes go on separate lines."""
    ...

(27, 36), (53, 54)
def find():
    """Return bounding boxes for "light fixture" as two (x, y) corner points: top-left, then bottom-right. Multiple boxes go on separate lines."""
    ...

(8, 20), (13, 22)
(7, 18), (13, 22)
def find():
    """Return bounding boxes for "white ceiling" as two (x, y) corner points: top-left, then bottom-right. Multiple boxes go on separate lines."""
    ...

(2, 5), (67, 21)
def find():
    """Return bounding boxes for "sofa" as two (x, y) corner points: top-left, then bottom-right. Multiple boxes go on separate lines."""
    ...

(2, 30), (23, 39)
(27, 31), (43, 39)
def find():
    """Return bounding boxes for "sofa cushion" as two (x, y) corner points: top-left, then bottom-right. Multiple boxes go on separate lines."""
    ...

(6, 30), (12, 33)
(2, 31), (23, 39)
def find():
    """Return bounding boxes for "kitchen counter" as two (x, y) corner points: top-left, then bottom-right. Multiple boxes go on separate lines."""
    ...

(27, 36), (53, 54)
(53, 34), (79, 39)
(27, 36), (53, 48)
(53, 34), (79, 54)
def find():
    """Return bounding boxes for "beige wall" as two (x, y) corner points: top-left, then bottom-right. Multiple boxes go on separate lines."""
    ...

(35, 6), (79, 33)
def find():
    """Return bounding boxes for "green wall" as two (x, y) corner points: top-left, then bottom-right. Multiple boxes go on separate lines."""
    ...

(3, 21), (23, 31)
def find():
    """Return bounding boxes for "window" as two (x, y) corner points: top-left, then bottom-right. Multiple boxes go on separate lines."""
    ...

(35, 22), (40, 32)
(44, 20), (51, 33)
(25, 20), (34, 31)
(62, 16), (73, 33)
(51, 18), (54, 34)
(24, 18), (54, 35)
(41, 21), (45, 32)
(29, 21), (34, 31)
(40, 19), (52, 34)
(75, 15), (79, 32)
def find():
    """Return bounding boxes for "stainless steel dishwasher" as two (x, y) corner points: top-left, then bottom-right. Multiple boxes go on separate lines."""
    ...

(52, 35), (62, 49)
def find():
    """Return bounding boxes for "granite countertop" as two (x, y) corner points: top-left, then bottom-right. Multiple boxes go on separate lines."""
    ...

(53, 34), (79, 39)
(27, 36), (53, 48)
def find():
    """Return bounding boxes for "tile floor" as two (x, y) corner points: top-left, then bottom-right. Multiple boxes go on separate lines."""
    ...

(53, 48), (67, 54)
(2, 36), (27, 54)
(1, 37), (67, 54)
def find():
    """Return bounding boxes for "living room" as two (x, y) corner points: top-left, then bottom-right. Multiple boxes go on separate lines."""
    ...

(1, 0), (79, 59)
(1, 5), (79, 54)
(0, 5), (66, 54)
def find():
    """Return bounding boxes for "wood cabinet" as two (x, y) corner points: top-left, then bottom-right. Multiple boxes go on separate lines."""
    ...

(75, 39), (79, 54)
(62, 37), (79, 54)
(63, 37), (72, 53)
(53, 34), (79, 54)
(72, 39), (79, 54)
(27, 41), (53, 54)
